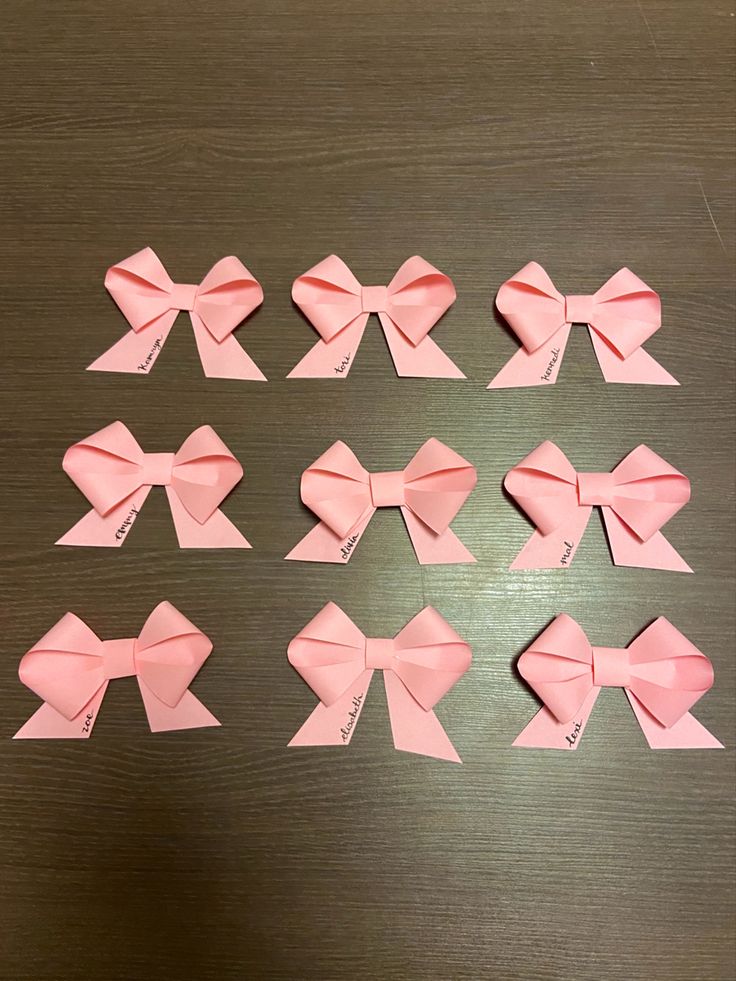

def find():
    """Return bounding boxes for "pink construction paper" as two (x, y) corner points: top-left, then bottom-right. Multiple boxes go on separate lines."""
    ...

(513, 614), (722, 750)
(288, 254), (464, 379)
(505, 441), (692, 572)
(14, 602), (221, 738)
(287, 603), (471, 762)
(285, 438), (477, 564)
(56, 421), (251, 549)
(89, 247), (266, 380)
(488, 262), (678, 388)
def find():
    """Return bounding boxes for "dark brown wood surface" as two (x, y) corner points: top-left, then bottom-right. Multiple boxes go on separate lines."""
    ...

(0, 2), (734, 979)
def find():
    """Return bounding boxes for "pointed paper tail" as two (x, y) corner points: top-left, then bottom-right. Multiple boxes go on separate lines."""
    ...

(380, 316), (465, 378)
(589, 330), (679, 386)
(285, 510), (374, 563)
(488, 324), (571, 389)
(166, 487), (251, 549)
(87, 317), (176, 374)
(603, 510), (692, 573)
(402, 509), (476, 565)
(14, 686), (108, 739)
(509, 507), (592, 570)
(56, 488), (152, 547)
(513, 688), (600, 749)
(190, 313), (267, 381)
(626, 692), (723, 749)
(288, 670), (372, 746)
(287, 317), (367, 379)
(384, 671), (462, 762)
(138, 678), (220, 732)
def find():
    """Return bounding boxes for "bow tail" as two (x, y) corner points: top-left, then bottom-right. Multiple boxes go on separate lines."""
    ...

(287, 316), (368, 378)
(625, 691), (723, 749)
(509, 506), (592, 570)
(165, 487), (251, 549)
(379, 315), (465, 378)
(285, 508), (375, 563)
(513, 687), (600, 750)
(14, 684), (108, 739)
(288, 669), (373, 746)
(56, 488), (152, 547)
(602, 510), (692, 573)
(137, 677), (220, 733)
(488, 323), (572, 389)
(189, 312), (267, 381)
(402, 509), (476, 565)
(589, 329), (679, 386)
(383, 671), (462, 762)
(87, 312), (177, 374)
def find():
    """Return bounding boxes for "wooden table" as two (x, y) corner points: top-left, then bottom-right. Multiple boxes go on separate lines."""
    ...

(1, 2), (733, 978)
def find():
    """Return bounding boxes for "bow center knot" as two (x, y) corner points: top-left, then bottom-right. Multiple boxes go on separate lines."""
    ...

(140, 452), (175, 486)
(577, 471), (615, 507)
(169, 282), (199, 311)
(365, 637), (396, 670)
(361, 285), (388, 314)
(565, 294), (595, 324)
(369, 470), (405, 508)
(101, 638), (137, 680)
(592, 646), (630, 688)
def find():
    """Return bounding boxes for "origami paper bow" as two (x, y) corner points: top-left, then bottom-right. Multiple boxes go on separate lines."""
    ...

(14, 602), (220, 739)
(285, 438), (477, 564)
(505, 441), (691, 572)
(514, 614), (722, 749)
(288, 603), (471, 761)
(89, 247), (266, 380)
(56, 421), (250, 549)
(488, 262), (678, 388)
(288, 254), (464, 379)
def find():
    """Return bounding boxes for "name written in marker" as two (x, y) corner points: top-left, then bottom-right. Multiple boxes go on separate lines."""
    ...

(565, 720), (582, 747)
(340, 535), (359, 561)
(540, 347), (561, 383)
(115, 507), (139, 541)
(340, 694), (364, 742)
(137, 336), (163, 372)
(81, 712), (94, 735)
(334, 353), (351, 374)
(560, 540), (574, 565)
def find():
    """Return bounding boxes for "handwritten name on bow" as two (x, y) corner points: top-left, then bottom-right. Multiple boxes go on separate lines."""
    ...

(286, 438), (477, 565)
(14, 602), (221, 739)
(56, 421), (251, 550)
(513, 614), (722, 751)
(287, 603), (471, 762)
(89, 246), (267, 380)
(488, 261), (678, 389)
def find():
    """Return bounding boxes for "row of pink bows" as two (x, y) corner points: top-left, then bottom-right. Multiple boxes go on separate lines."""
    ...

(14, 603), (722, 757)
(89, 247), (678, 386)
(55, 423), (693, 572)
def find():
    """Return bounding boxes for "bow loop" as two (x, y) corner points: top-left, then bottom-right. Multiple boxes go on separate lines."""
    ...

(517, 614), (594, 724)
(18, 613), (106, 720)
(292, 255), (364, 342)
(495, 261), (566, 352)
(392, 606), (472, 710)
(609, 444), (690, 542)
(171, 426), (243, 523)
(136, 601), (213, 707)
(403, 438), (477, 534)
(195, 256), (264, 342)
(504, 440), (578, 535)
(104, 247), (176, 332)
(62, 421), (146, 515)
(590, 268), (661, 359)
(287, 602), (367, 706)
(299, 441), (371, 538)
(385, 256), (456, 346)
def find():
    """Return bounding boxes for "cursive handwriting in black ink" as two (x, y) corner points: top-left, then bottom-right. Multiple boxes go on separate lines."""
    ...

(560, 540), (574, 565)
(334, 353), (351, 374)
(540, 347), (561, 383)
(137, 336), (163, 372)
(340, 694), (364, 742)
(81, 712), (94, 735)
(565, 720), (582, 747)
(115, 507), (139, 541)
(340, 535), (359, 561)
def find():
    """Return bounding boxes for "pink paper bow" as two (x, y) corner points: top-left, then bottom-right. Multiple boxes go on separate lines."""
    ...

(285, 438), (477, 564)
(89, 247), (266, 380)
(56, 421), (250, 549)
(288, 254), (464, 379)
(488, 262), (678, 388)
(14, 602), (220, 738)
(514, 614), (722, 749)
(505, 441), (691, 572)
(288, 603), (471, 762)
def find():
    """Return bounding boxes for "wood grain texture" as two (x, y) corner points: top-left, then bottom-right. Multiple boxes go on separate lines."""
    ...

(0, 1), (734, 979)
